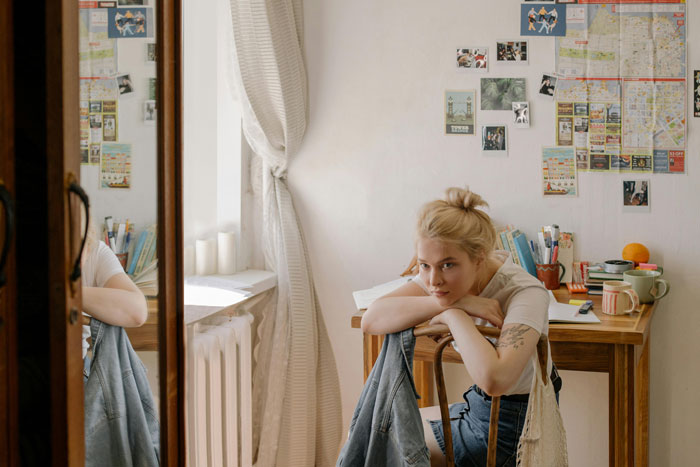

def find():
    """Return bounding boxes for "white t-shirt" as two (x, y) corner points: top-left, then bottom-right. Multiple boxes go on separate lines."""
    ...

(411, 250), (551, 395)
(81, 241), (125, 358)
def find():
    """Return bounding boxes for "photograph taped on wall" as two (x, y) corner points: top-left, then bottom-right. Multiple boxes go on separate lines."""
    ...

(496, 40), (528, 64)
(116, 73), (134, 95)
(622, 180), (649, 213)
(521, 4), (566, 37)
(542, 146), (577, 196)
(512, 102), (530, 128)
(481, 78), (526, 110)
(539, 73), (557, 99)
(146, 43), (156, 63)
(144, 100), (156, 124)
(445, 90), (476, 135)
(481, 125), (507, 155)
(456, 48), (488, 72)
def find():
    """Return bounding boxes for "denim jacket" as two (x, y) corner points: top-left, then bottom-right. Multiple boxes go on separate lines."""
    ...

(84, 319), (160, 467)
(337, 329), (430, 466)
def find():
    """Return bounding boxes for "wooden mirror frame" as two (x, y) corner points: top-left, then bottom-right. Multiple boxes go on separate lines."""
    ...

(157, 0), (186, 464)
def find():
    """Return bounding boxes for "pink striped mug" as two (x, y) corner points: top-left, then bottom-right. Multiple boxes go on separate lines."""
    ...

(602, 281), (640, 315)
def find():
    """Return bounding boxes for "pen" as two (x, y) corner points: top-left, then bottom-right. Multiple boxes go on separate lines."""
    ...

(552, 245), (559, 264)
(551, 224), (560, 250)
(105, 216), (116, 252)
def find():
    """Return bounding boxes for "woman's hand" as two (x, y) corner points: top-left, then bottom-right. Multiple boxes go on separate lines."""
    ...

(428, 308), (472, 327)
(451, 295), (504, 328)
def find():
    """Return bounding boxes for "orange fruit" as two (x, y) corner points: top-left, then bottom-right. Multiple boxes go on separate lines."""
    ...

(622, 243), (650, 265)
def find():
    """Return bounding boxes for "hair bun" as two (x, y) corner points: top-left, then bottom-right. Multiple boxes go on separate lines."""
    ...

(445, 187), (489, 212)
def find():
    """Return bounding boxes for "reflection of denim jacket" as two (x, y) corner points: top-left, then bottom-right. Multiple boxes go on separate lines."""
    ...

(84, 319), (160, 467)
(337, 329), (430, 467)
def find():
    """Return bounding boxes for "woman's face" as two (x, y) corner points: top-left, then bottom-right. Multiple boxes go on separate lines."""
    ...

(416, 237), (481, 307)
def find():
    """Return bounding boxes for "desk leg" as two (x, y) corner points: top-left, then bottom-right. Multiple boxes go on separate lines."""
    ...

(413, 361), (434, 408)
(362, 334), (383, 381)
(635, 337), (650, 467)
(610, 344), (634, 467)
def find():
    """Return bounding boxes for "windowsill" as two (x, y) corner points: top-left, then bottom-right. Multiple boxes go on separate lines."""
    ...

(184, 269), (277, 325)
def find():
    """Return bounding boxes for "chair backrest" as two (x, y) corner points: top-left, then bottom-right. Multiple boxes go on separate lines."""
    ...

(414, 324), (549, 467)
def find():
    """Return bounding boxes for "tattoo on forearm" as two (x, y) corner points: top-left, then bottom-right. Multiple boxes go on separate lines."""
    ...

(495, 324), (532, 350)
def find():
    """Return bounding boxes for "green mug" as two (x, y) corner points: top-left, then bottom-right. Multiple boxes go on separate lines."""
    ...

(622, 270), (670, 304)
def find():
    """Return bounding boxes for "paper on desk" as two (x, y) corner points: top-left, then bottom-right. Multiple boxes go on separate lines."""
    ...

(547, 290), (600, 324)
(352, 277), (414, 310)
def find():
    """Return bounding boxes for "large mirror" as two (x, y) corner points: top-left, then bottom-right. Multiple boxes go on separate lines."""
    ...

(78, 1), (161, 463)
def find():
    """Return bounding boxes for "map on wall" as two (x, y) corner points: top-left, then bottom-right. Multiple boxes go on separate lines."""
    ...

(553, 3), (686, 174)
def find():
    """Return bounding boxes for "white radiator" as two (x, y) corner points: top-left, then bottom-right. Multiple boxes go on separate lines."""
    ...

(187, 313), (253, 467)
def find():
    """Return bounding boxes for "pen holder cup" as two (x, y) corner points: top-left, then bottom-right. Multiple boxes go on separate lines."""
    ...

(116, 253), (128, 272)
(536, 262), (566, 290)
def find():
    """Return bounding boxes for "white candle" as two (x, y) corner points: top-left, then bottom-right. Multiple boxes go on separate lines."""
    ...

(195, 238), (217, 275)
(217, 232), (237, 274)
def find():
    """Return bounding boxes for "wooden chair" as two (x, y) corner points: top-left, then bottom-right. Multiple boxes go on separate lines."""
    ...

(413, 324), (549, 467)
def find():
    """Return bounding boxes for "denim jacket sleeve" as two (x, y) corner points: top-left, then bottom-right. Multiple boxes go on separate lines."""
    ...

(337, 328), (430, 467)
(84, 319), (160, 467)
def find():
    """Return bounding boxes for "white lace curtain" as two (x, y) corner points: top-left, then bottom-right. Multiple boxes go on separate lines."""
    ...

(227, 0), (342, 466)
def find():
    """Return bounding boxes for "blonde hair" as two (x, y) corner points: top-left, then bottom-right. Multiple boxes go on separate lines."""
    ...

(416, 187), (497, 261)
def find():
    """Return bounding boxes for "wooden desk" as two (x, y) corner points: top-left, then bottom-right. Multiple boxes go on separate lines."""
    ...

(351, 287), (657, 467)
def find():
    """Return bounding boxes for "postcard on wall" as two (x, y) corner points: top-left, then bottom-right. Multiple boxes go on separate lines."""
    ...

(575, 148), (588, 170)
(481, 125), (507, 156)
(539, 74), (557, 99)
(146, 43), (156, 63)
(521, 4), (566, 37)
(144, 100), (156, 124)
(102, 113), (117, 141)
(512, 102), (530, 128)
(557, 117), (572, 145)
(542, 147), (577, 196)
(148, 78), (156, 100)
(480, 78), (526, 111)
(100, 143), (131, 189)
(107, 7), (154, 38)
(694, 71), (700, 117)
(622, 180), (649, 213)
(445, 90), (476, 135)
(78, 8), (118, 78)
(496, 41), (528, 64)
(456, 48), (488, 72)
(80, 77), (119, 101)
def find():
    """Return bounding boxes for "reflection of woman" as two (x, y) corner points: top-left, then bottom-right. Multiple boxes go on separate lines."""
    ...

(81, 219), (147, 360)
(362, 188), (560, 467)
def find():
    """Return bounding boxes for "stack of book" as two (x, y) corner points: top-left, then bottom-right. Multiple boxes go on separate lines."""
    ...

(125, 224), (158, 296)
(495, 225), (537, 278)
(584, 264), (623, 295)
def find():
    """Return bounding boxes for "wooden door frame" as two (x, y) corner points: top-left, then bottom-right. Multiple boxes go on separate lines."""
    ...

(9, 0), (185, 463)
(0, 0), (17, 464)
(46, 0), (84, 464)
(157, 0), (186, 465)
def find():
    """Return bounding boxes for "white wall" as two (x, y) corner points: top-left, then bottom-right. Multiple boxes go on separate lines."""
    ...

(80, 24), (158, 236)
(293, 1), (699, 465)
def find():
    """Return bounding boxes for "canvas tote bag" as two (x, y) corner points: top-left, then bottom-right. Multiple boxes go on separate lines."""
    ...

(516, 353), (569, 466)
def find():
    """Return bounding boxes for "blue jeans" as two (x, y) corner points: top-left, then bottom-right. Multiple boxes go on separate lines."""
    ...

(429, 386), (529, 467)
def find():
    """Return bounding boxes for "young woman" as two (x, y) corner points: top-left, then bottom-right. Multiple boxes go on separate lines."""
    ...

(81, 220), (148, 360)
(361, 187), (557, 467)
